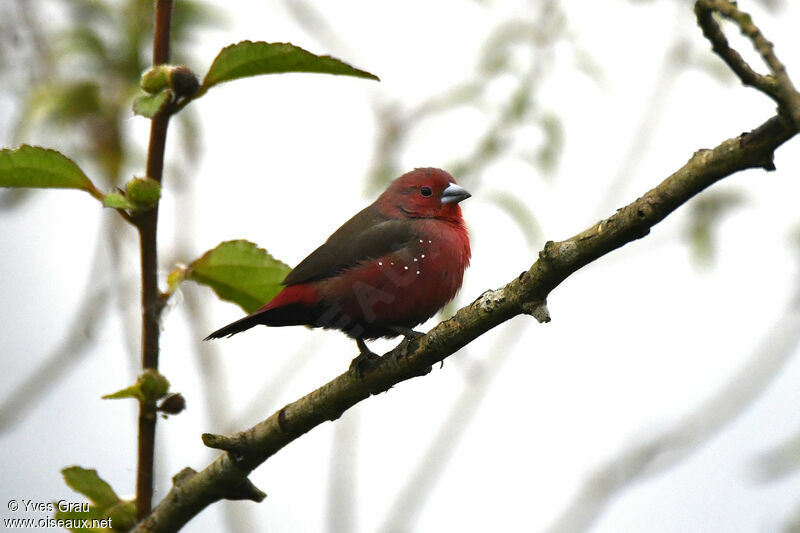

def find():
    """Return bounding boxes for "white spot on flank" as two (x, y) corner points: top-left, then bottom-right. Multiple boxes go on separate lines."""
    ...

(428, 240), (432, 244)
(419, 239), (423, 243)
(404, 266), (409, 270)
(413, 257), (418, 262)
(416, 270), (420, 275)
(390, 262), (394, 266)
(378, 261), (383, 266)
(421, 254), (426, 259)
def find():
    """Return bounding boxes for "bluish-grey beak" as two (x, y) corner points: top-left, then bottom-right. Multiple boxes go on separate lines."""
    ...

(441, 183), (471, 204)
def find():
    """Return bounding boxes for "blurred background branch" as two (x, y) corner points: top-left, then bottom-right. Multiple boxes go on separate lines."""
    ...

(545, 291), (800, 533)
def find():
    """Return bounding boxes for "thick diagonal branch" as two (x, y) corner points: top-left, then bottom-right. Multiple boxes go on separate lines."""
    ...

(133, 113), (796, 533)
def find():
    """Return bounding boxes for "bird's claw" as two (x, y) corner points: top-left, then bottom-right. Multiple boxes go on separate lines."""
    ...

(350, 337), (405, 377)
(349, 350), (382, 378)
(351, 338), (383, 378)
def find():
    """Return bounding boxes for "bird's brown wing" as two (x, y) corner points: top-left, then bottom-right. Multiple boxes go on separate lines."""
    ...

(282, 205), (418, 286)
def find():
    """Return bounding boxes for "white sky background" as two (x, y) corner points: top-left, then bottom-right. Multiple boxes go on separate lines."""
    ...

(2, 0), (800, 532)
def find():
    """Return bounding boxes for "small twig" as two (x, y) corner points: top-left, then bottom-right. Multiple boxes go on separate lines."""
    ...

(695, 0), (800, 128)
(136, 0), (174, 521)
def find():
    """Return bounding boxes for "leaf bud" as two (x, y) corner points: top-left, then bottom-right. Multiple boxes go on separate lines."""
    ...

(125, 177), (161, 208)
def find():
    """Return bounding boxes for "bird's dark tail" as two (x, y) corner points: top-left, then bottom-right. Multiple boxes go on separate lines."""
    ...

(204, 297), (323, 341)
(204, 313), (265, 340)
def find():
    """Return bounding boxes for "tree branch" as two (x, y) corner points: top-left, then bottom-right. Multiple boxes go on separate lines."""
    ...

(695, 0), (800, 128)
(133, 113), (796, 532)
(136, 0), (174, 521)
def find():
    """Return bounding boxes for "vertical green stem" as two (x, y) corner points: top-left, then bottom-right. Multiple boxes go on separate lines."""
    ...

(136, 0), (174, 521)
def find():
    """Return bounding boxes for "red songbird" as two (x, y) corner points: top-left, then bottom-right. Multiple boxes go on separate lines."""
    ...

(205, 168), (471, 365)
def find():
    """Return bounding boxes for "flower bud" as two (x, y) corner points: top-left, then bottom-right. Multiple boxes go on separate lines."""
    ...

(126, 177), (161, 208)
(169, 65), (200, 99)
(158, 393), (186, 415)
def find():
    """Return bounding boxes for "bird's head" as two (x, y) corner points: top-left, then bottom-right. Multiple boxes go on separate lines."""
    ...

(377, 168), (471, 222)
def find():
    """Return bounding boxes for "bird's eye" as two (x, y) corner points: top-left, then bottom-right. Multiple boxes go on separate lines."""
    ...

(420, 186), (433, 197)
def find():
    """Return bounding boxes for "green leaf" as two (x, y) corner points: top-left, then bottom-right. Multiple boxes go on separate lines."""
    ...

(187, 240), (291, 313)
(0, 145), (101, 198)
(57, 467), (127, 532)
(201, 41), (379, 93)
(61, 467), (120, 511)
(53, 507), (110, 533)
(133, 90), (172, 118)
(105, 500), (136, 531)
(102, 192), (135, 209)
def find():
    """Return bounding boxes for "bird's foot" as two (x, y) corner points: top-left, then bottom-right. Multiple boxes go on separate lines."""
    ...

(350, 338), (382, 378)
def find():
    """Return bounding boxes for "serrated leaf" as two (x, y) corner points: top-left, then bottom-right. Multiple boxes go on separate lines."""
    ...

(133, 90), (172, 118)
(102, 192), (135, 209)
(61, 467), (120, 511)
(201, 41), (379, 93)
(0, 145), (101, 197)
(187, 240), (291, 313)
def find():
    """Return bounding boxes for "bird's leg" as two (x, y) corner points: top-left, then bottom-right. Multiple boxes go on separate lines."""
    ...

(349, 337), (381, 377)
